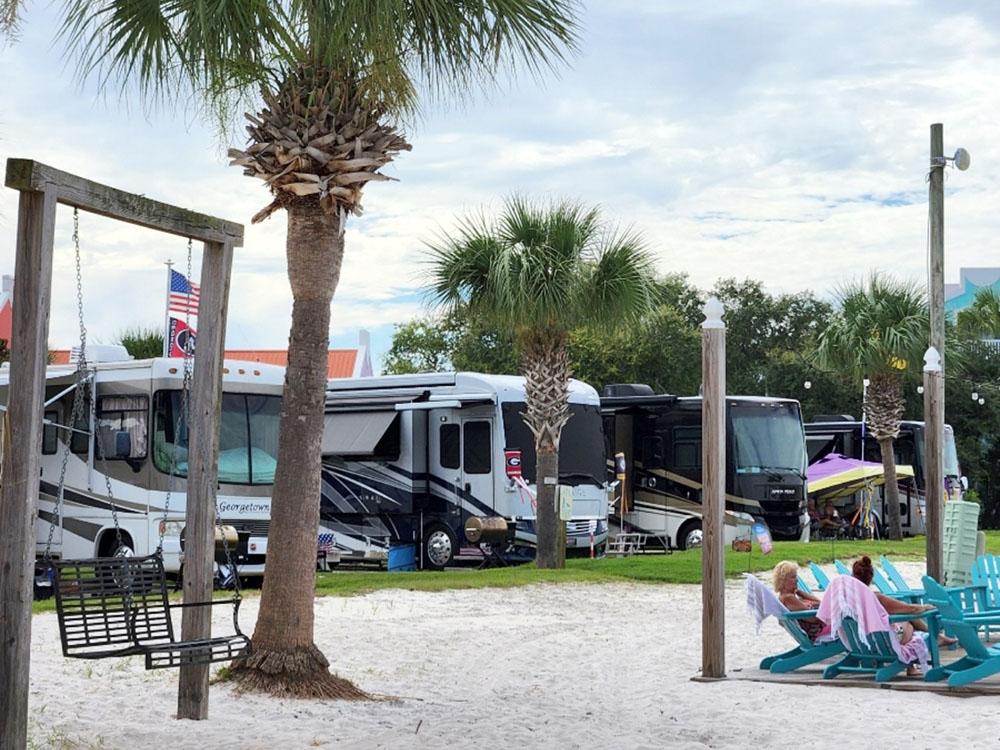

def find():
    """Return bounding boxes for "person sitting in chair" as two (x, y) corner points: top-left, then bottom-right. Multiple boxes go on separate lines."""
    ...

(773, 560), (829, 642)
(852, 556), (957, 650)
(818, 500), (846, 536)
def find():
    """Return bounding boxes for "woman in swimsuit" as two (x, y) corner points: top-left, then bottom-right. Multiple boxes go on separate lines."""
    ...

(772, 560), (828, 642)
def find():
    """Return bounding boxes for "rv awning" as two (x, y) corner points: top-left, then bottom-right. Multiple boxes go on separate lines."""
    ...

(322, 411), (397, 455)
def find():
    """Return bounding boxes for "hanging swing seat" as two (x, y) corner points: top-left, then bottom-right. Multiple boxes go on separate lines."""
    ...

(52, 553), (250, 670)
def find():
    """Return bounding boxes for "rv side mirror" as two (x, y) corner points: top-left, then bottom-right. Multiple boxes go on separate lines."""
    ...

(114, 431), (132, 459)
(961, 476), (969, 491)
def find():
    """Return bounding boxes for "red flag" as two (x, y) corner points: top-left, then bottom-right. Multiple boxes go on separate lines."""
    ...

(168, 317), (197, 357)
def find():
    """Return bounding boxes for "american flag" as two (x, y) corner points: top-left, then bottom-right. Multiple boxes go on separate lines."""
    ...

(168, 269), (200, 316)
(317, 533), (336, 553)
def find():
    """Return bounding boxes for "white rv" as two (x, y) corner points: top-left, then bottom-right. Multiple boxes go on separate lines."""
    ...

(319, 372), (610, 569)
(0, 347), (283, 575)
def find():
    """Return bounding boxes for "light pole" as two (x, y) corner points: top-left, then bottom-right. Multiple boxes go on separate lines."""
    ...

(927, 123), (970, 581)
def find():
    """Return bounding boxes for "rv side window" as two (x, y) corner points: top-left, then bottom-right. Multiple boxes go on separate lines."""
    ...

(70, 395), (91, 455)
(440, 424), (460, 469)
(672, 426), (701, 469)
(96, 395), (149, 460)
(463, 421), (491, 474)
(641, 436), (664, 467)
(42, 409), (58, 455)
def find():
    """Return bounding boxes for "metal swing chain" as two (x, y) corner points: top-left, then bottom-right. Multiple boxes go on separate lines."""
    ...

(157, 238), (194, 553)
(44, 209), (91, 560)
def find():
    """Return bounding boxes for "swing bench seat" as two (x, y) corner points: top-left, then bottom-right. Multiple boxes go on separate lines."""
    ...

(52, 553), (250, 670)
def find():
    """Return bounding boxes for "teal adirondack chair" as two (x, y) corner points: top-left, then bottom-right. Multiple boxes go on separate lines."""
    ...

(834, 559), (851, 576)
(764, 611), (845, 673)
(879, 556), (925, 603)
(797, 575), (814, 594)
(871, 565), (897, 597)
(823, 618), (918, 682)
(820, 576), (938, 682)
(971, 555), (1000, 608)
(923, 575), (1000, 687)
(968, 555), (1000, 637)
(745, 574), (844, 673)
(808, 562), (830, 591)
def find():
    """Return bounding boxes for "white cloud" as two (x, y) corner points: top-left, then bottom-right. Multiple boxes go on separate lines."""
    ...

(2, 0), (1000, 361)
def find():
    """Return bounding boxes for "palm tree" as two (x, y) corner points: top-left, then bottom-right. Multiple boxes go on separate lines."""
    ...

(817, 274), (928, 540)
(0, 0), (19, 36)
(956, 288), (1000, 340)
(427, 197), (656, 567)
(59, 0), (579, 697)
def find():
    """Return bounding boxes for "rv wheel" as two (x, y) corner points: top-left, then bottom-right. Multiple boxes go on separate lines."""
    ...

(677, 520), (703, 551)
(98, 530), (134, 559)
(423, 525), (456, 571)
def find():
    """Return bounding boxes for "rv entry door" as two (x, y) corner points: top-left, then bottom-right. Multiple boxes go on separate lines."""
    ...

(461, 416), (496, 512)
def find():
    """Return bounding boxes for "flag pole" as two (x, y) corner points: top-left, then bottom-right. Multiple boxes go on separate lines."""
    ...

(163, 260), (173, 357)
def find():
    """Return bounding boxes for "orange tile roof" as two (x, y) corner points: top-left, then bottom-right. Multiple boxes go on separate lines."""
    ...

(0, 299), (11, 344)
(224, 349), (359, 379)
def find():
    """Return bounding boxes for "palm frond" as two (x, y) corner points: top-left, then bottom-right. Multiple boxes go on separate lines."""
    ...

(425, 196), (656, 337)
(58, 0), (580, 128)
(817, 272), (929, 379)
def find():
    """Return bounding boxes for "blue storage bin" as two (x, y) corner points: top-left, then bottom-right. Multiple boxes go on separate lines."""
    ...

(388, 544), (416, 572)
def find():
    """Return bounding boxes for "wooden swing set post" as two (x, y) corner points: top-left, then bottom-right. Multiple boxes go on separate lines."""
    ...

(0, 159), (243, 747)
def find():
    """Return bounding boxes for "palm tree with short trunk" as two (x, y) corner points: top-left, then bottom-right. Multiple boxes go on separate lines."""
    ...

(427, 197), (656, 567)
(817, 274), (928, 540)
(60, 0), (579, 697)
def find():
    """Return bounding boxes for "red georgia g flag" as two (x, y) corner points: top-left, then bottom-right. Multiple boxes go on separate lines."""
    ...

(168, 317), (197, 357)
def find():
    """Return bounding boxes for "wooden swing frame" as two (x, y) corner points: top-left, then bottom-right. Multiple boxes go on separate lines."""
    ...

(0, 158), (244, 747)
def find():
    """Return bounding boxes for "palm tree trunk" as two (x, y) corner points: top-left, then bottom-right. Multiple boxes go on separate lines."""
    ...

(522, 332), (571, 569)
(230, 201), (367, 699)
(879, 437), (903, 540)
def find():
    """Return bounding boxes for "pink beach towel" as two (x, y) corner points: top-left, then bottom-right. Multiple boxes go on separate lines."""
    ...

(817, 575), (929, 671)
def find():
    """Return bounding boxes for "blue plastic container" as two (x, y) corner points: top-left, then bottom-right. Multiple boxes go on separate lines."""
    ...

(387, 544), (417, 572)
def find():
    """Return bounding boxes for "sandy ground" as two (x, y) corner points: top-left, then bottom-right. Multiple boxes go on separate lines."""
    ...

(24, 561), (1000, 749)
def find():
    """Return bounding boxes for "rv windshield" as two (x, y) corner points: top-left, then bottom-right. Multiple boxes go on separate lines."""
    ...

(501, 401), (605, 486)
(153, 391), (281, 485)
(731, 401), (807, 476)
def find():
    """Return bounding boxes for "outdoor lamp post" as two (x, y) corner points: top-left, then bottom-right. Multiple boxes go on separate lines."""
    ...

(927, 123), (969, 582)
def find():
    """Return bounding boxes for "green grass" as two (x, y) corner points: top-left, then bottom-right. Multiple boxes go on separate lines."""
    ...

(32, 532), (1000, 614)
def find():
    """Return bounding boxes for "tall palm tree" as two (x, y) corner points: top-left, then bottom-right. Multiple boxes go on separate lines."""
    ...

(59, 0), (579, 697)
(956, 288), (1000, 340)
(427, 197), (656, 567)
(817, 274), (928, 540)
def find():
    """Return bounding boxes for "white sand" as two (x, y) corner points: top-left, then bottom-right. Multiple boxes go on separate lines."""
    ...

(24, 562), (1000, 749)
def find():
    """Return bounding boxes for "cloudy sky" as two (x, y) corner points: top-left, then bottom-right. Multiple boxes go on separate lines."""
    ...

(1, 1), (998, 368)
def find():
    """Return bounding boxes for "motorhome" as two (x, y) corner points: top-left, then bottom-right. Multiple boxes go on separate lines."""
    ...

(319, 372), (610, 569)
(0, 346), (284, 575)
(804, 417), (964, 536)
(601, 384), (810, 549)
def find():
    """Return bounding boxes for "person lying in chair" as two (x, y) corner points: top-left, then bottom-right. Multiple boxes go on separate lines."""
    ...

(852, 556), (957, 650)
(773, 560), (829, 642)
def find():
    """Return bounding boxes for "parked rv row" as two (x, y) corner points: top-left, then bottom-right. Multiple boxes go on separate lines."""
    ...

(5, 348), (962, 578)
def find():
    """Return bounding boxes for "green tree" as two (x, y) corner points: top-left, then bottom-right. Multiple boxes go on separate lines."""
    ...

(956, 288), (1000, 340)
(116, 325), (164, 360)
(381, 316), (457, 374)
(817, 274), (928, 540)
(61, 0), (579, 696)
(712, 278), (833, 396)
(427, 197), (655, 568)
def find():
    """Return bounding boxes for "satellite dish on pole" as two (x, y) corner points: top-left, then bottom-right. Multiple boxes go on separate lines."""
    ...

(953, 148), (971, 171)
